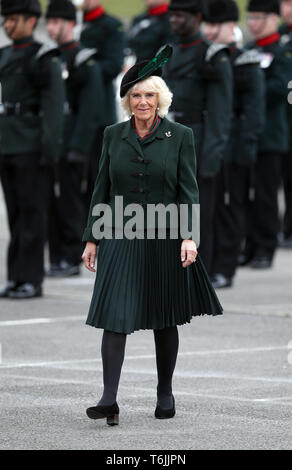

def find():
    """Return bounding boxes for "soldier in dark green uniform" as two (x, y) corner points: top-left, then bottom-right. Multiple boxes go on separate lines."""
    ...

(278, 0), (292, 248)
(80, 0), (126, 202)
(241, 0), (292, 268)
(164, 0), (233, 274)
(128, 0), (173, 62)
(0, 0), (64, 299)
(203, 0), (265, 288)
(45, 0), (105, 277)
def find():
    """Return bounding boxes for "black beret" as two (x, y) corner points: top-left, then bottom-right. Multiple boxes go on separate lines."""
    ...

(46, 0), (76, 22)
(120, 45), (173, 98)
(203, 0), (239, 23)
(1, 0), (41, 17)
(169, 0), (202, 14)
(247, 0), (280, 15)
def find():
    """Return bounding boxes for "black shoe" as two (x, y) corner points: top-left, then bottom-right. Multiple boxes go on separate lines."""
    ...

(250, 255), (272, 269)
(47, 261), (80, 278)
(155, 395), (176, 419)
(0, 281), (17, 298)
(238, 252), (254, 267)
(45, 263), (60, 277)
(279, 235), (292, 249)
(8, 283), (42, 299)
(86, 402), (119, 426)
(211, 273), (232, 289)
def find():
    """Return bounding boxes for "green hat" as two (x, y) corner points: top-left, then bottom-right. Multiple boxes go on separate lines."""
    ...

(120, 45), (173, 98)
(1, 0), (41, 17)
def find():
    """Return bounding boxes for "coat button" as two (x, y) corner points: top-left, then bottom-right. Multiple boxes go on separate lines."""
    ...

(139, 188), (144, 193)
(138, 157), (144, 162)
(139, 173), (144, 177)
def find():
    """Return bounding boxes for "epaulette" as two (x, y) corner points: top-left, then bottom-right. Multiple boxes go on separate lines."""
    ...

(35, 43), (59, 60)
(130, 18), (152, 38)
(234, 49), (260, 66)
(205, 43), (229, 62)
(0, 45), (10, 52)
(74, 48), (98, 68)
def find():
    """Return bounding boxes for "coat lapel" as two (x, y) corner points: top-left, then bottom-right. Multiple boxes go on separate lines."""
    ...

(121, 118), (174, 159)
(121, 120), (145, 158)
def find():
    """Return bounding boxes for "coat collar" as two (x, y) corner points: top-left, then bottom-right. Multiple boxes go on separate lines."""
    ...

(121, 118), (172, 157)
(13, 35), (34, 50)
(122, 117), (170, 140)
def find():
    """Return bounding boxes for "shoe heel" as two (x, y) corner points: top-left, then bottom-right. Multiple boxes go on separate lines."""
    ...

(107, 413), (119, 426)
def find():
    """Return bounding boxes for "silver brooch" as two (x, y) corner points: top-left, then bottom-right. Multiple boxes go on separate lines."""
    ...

(165, 131), (172, 138)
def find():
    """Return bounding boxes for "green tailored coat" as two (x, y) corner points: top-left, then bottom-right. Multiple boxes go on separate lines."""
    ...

(83, 118), (199, 245)
(0, 36), (64, 162)
(83, 118), (223, 334)
(245, 36), (292, 154)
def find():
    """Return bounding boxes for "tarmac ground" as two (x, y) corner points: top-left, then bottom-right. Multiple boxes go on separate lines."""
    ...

(0, 186), (292, 451)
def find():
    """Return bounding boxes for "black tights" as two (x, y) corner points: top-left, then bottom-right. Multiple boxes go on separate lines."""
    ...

(97, 326), (179, 409)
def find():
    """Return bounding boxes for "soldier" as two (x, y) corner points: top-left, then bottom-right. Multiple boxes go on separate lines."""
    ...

(80, 0), (126, 202)
(203, 0), (265, 288)
(128, 0), (173, 62)
(0, 0), (64, 299)
(45, 0), (105, 278)
(240, 0), (292, 268)
(164, 0), (233, 274)
(279, 0), (292, 248)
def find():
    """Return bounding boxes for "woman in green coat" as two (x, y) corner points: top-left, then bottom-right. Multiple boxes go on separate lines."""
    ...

(82, 47), (223, 426)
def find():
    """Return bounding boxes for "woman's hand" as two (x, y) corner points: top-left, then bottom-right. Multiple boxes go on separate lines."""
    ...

(181, 239), (197, 268)
(82, 242), (97, 273)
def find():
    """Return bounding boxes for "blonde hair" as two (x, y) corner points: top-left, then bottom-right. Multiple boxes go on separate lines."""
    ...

(121, 76), (173, 118)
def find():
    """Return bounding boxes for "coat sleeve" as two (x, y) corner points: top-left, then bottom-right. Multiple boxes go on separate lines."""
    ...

(40, 55), (64, 164)
(265, 47), (292, 106)
(69, 60), (105, 156)
(177, 128), (200, 246)
(200, 51), (233, 176)
(82, 127), (110, 243)
(98, 21), (126, 80)
(238, 64), (266, 163)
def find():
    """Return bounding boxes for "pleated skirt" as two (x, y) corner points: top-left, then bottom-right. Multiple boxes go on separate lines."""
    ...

(86, 235), (223, 334)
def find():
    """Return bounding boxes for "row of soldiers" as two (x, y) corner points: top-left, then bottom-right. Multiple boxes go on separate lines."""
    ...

(0, 0), (125, 298)
(0, 0), (292, 299)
